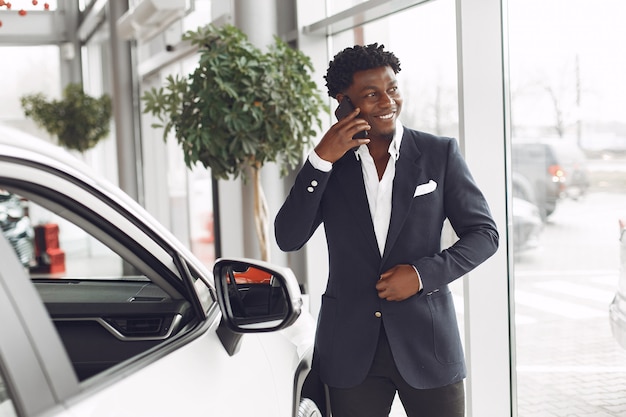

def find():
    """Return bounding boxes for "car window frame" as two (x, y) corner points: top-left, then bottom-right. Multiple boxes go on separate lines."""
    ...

(0, 158), (190, 292)
(0, 148), (218, 304)
(0, 151), (217, 299)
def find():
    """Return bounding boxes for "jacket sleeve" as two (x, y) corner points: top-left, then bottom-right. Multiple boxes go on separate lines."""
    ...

(274, 159), (331, 252)
(413, 138), (499, 293)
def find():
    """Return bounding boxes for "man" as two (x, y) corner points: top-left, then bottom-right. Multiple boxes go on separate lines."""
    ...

(275, 43), (498, 417)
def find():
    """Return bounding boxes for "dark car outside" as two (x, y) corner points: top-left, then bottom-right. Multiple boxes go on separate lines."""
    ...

(512, 139), (590, 221)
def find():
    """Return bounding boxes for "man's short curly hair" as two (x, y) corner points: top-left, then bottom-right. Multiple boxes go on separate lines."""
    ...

(324, 43), (401, 98)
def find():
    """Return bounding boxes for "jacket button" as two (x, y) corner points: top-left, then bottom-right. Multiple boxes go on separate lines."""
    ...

(375, 311), (382, 318)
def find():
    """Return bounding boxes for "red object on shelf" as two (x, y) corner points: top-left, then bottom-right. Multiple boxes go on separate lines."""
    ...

(32, 223), (65, 274)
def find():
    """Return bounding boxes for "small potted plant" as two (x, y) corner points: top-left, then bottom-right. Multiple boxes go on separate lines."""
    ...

(21, 83), (112, 153)
(142, 23), (328, 261)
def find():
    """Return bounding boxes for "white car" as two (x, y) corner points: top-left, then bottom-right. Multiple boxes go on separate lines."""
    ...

(0, 125), (324, 417)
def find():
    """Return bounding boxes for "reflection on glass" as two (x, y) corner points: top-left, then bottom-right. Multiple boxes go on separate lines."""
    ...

(226, 266), (288, 327)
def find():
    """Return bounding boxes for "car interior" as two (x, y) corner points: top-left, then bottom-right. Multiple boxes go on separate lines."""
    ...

(35, 279), (194, 380)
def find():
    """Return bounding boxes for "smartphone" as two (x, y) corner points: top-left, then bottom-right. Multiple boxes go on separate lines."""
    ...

(334, 96), (368, 139)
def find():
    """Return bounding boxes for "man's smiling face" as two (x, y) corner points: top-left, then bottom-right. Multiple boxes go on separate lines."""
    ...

(340, 65), (402, 140)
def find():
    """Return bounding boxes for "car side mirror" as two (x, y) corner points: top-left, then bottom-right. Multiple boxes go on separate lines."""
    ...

(213, 258), (302, 333)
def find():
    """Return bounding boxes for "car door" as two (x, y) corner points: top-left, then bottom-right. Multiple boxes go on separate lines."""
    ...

(0, 206), (288, 417)
(0, 137), (310, 416)
(0, 148), (218, 415)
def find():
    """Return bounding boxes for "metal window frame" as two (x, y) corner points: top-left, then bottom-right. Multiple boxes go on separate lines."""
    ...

(302, 0), (433, 36)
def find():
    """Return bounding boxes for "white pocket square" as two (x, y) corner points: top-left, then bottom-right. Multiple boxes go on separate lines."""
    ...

(413, 180), (437, 197)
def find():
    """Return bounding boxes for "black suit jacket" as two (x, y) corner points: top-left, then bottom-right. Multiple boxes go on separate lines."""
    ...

(275, 127), (499, 389)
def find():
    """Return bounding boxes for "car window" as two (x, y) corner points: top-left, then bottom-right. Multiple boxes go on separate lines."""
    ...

(0, 370), (17, 417)
(1, 188), (152, 281)
(24, 198), (130, 280)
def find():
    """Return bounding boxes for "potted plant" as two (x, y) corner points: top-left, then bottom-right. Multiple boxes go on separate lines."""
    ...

(21, 83), (112, 153)
(141, 23), (328, 261)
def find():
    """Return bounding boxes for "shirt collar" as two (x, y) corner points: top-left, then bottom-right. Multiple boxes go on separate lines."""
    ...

(355, 120), (403, 161)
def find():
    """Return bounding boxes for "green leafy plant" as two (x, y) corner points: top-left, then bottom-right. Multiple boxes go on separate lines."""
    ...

(21, 83), (112, 152)
(142, 23), (328, 260)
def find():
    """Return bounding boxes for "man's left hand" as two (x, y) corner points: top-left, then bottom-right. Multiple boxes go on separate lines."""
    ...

(376, 264), (421, 301)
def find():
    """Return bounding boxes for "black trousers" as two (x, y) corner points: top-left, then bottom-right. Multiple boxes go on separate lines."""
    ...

(328, 327), (465, 417)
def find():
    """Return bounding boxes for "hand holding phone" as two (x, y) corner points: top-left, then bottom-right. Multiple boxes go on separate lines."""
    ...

(334, 97), (368, 139)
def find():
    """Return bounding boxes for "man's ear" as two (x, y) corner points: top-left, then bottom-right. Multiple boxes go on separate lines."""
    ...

(335, 93), (345, 103)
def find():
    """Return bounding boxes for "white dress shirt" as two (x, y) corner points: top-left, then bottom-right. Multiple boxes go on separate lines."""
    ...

(354, 123), (403, 256)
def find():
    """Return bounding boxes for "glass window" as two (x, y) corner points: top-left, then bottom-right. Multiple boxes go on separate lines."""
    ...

(330, 0), (458, 137)
(509, 1), (626, 415)
(188, 165), (217, 267)
(0, 46), (60, 136)
(27, 198), (125, 279)
(150, 56), (217, 269)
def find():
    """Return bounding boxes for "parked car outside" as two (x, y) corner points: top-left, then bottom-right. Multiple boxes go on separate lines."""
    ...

(512, 139), (590, 220)
(609, 218), (626, 350)
(0, 125), (324, 417)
